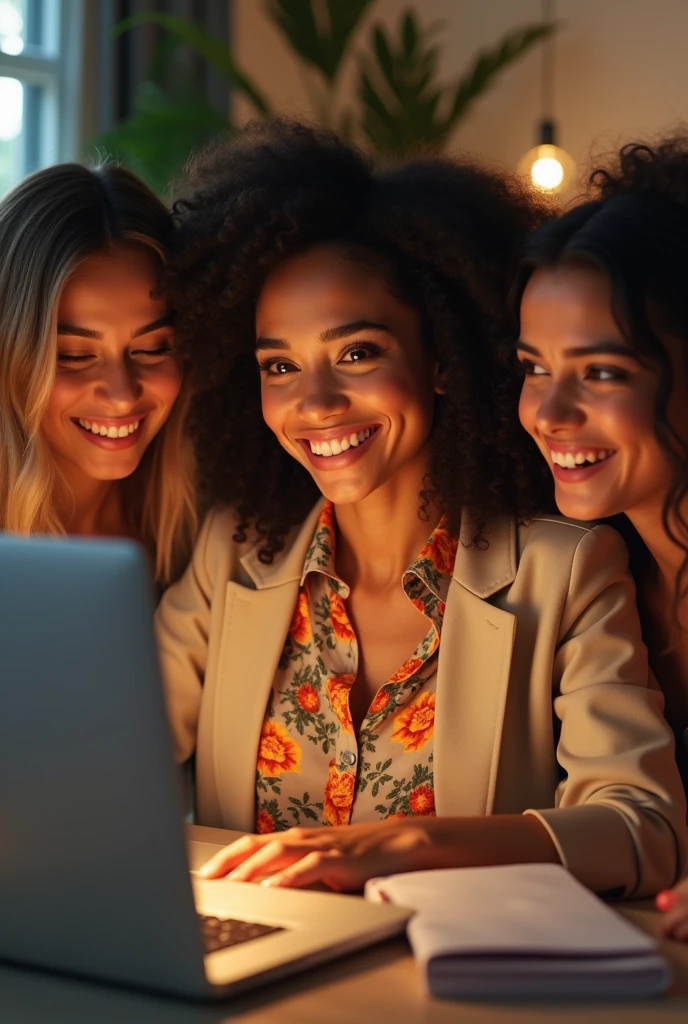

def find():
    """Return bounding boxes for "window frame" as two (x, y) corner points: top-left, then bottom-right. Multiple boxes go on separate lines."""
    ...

(0, 0), (84, 182)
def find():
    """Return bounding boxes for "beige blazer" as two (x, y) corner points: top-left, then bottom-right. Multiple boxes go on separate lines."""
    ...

(155, 502), (688, 898)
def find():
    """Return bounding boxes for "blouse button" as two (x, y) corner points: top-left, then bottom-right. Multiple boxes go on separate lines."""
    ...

(340, 750), (357, 768)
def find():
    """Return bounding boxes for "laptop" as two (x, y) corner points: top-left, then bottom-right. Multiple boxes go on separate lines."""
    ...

(0, 534), (411, 1000)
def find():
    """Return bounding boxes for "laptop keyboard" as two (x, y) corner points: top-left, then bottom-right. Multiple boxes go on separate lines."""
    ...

(199, 914), (285, 955)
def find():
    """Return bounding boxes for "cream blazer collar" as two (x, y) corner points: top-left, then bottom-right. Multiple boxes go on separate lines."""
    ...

(214, 502), (519, 829)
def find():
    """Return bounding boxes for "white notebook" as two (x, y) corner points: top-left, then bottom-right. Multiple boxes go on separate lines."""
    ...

(365, 863), (670, 999)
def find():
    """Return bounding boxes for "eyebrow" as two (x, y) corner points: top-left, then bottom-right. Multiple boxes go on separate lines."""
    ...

(255, 319), (392, 351)
(57, 315), (173, 341)
(516, 339), (637, 359)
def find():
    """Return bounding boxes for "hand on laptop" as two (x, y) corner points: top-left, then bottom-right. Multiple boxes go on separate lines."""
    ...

(196, 818), (446, 891)
(656, 877), (688, 941)
(195, 814), (557, 891)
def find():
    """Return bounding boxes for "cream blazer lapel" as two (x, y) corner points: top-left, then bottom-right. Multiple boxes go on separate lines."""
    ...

(434, 516), (517, 817)
(211, 503), (324, 831)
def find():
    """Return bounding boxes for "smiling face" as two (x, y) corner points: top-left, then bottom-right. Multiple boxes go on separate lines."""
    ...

(255, 246), (441, 506)
(43, 245), (182, 489)
(517, 264), (688, 524)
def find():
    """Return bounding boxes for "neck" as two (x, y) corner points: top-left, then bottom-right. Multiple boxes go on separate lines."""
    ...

(333, 450), (440, 590)
(627, 498), (688, 611)
(54, 467), (127, 539)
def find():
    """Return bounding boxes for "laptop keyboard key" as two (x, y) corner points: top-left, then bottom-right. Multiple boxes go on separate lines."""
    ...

(199, 914), (285, 955)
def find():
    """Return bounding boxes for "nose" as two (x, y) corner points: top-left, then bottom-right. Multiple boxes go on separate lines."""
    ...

(296, 367), (351, 423)
(94, 358), (143, 412)
(533, 378), (586, 435)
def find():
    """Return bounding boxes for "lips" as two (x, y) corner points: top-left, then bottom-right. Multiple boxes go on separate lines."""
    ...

(297, 425), (381, 471)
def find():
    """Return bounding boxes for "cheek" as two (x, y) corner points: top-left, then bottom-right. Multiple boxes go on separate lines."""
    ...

(518, 387), (538, 435)
(148, 363), (183, 411)
(260, 384), (286, 436)
(42, 378), (81, 430)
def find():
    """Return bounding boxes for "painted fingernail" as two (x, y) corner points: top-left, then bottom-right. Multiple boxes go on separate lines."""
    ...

(656, 890), (677, 911)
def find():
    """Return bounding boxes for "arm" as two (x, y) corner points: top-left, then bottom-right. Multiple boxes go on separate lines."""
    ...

(154, 510), (218, 764)
(524, 524), (688, 898)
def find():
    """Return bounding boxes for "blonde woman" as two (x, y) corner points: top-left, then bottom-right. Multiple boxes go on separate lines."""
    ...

(0, 163), (197, 584)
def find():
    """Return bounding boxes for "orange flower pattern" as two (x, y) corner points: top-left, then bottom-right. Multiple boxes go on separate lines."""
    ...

(254, 501), (458, 828)
(257, 720), (302, 777)
(323, 760), (357, 826)
(391, 692), (436, 752)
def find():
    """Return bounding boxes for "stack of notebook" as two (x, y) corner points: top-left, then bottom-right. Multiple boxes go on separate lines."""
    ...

(365, 863), (670, 999)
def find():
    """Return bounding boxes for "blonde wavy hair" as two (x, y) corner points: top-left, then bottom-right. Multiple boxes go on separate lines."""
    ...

(0, 163), (197, 584)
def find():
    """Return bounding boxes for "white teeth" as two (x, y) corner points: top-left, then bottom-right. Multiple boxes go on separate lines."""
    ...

(550, 448), (612, 468)
(77, 418), (140, 437)
(307, 427), (376, 456)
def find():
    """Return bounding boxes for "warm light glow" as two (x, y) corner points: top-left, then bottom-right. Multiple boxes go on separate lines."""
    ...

(518, 143), (574, 194)
(532, 155), (564, 190)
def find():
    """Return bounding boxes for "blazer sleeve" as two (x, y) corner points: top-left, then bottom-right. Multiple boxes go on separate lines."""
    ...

(524, 524), (688, 898)
(154, 510), (219, 764)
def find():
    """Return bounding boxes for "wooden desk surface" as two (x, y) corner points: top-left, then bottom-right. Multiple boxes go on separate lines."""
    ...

(3, 825), (688, 1023)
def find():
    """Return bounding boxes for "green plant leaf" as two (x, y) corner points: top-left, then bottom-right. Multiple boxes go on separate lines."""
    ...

(266, 0), (374, 83)
(89, 82), (231, 196)
(357, 11), (556, 158)
(446, 24), (556, 128)
(115, 12), (271, 113)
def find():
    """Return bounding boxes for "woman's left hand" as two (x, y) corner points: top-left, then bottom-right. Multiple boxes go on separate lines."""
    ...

(657, 877), (688, 941)
(197, 818), (444, 891)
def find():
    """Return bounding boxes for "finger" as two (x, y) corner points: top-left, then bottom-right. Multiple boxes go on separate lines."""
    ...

(656, 889), (677, 912)
(657, 901), (688, 937)
(197, 834), (267, 878)
(227, 839), (311, 882)
(262, 849), (352, 891)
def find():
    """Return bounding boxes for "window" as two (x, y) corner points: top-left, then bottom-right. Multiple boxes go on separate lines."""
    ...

(0, 0), (82, 195)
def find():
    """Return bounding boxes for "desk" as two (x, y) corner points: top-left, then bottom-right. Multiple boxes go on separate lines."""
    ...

(3, 826), (688, 1024)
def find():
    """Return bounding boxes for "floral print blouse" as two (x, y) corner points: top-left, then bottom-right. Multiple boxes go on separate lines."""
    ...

(254, 501), (458, 833)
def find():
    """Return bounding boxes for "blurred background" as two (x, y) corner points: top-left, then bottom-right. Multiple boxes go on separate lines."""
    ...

(1, 0), (687, 199)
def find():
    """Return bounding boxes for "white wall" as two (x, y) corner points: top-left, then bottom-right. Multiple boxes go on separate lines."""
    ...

(232, 0), (688, 188)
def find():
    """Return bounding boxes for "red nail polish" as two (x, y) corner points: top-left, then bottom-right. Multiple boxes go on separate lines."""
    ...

(656, 889), (677, 911)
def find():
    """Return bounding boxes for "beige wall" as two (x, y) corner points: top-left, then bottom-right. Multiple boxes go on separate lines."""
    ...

(232, 0), (688, 187)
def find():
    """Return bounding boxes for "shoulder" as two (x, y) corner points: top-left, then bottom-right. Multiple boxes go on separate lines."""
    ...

(198, 501), (323, 587)
(517, 514), (629, 566)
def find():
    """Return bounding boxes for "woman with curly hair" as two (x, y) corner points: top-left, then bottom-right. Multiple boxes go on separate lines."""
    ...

(514, 134), (688, 937)
(156, 117), (686, 896)
(0, 163), (197, 584)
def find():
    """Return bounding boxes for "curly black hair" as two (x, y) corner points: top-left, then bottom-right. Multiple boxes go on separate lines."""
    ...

(168, 116), (553, 562)
(511, 133), (688, 608)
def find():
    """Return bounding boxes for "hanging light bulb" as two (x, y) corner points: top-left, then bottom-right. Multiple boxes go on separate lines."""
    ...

(518, 1), (574, 194)
(518, 119), (575, 194)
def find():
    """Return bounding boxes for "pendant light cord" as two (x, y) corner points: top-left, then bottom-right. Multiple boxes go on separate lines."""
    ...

(541, 0), (555, 141)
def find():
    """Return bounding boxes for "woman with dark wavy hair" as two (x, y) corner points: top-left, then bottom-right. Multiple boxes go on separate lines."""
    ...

(156, 117), (686, 897)
(514, 135), (688, 936)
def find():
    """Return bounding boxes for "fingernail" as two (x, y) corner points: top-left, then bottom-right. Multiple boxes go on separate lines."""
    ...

(656, 890), (677, 911)
(228, 869), (243, 880)
(261, 874), (281, 887)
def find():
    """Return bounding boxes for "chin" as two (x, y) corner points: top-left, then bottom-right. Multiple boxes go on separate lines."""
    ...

(553, 492), (614, 523)
(314, 477), (375, 505)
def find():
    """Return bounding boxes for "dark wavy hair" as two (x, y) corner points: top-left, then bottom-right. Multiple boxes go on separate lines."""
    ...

(511, 134), (688, 607)
(168, 116), (552, 562)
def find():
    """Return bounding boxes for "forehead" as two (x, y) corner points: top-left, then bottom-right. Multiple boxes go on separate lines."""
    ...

(520, 266), (621, 339)
(58, 247), (165, 315)
(255, 247), (410, 337)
